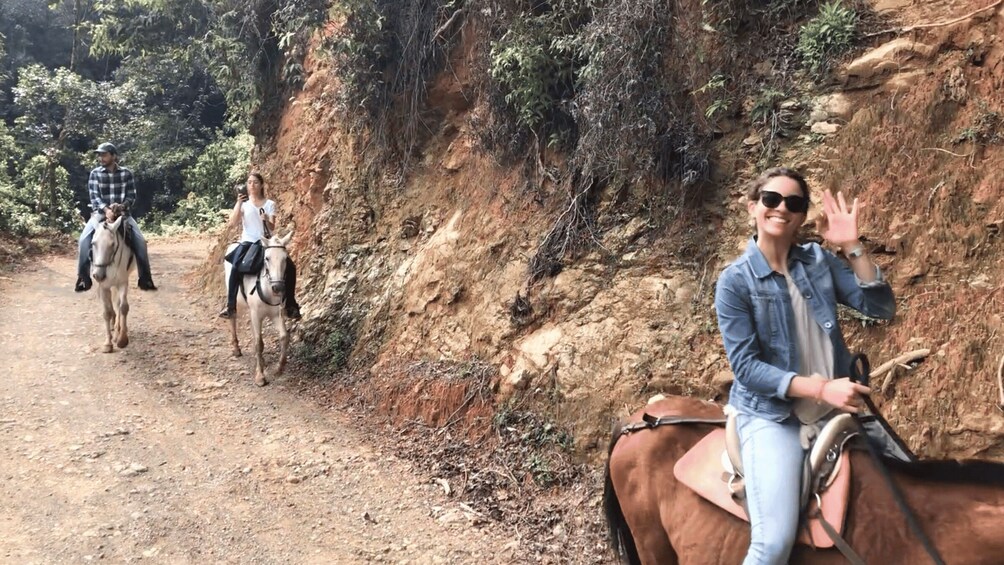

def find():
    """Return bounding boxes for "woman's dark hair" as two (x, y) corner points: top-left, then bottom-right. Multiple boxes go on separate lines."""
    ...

(249, 172), (266, 198)
(745, 167), (810, 201)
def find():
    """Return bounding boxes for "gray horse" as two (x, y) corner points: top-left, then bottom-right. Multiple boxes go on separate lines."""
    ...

(223, 232), (293, 386)
(90, 207), (135, 353)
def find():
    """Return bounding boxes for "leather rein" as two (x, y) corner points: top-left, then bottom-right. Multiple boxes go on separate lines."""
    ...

(249, 245), (287, 307)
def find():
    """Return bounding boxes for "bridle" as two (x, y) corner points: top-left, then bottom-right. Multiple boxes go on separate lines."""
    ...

(92, 221), (124, 269)
(252, 245), (288, 307)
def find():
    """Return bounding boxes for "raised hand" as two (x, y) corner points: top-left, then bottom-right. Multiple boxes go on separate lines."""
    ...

(817, 189), (860, 248)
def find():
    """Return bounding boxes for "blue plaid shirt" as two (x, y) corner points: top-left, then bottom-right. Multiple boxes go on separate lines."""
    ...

(88, 165), (136, 213)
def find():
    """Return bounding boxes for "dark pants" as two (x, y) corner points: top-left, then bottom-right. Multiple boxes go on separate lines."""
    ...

(226, 244), (299, 313)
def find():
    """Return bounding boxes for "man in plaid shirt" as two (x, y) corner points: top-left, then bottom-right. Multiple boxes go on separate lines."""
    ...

(75, 142), (157, 292)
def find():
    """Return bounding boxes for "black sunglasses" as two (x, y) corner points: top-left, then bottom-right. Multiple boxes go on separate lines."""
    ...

(759, 190), (809, 214)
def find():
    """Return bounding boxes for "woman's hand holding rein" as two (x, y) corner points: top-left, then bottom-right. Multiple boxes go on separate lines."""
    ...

(819, 378), (871, 413)
(789, 374), (871, 414)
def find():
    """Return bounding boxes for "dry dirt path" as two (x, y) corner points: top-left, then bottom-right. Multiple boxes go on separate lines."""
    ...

(0, 237), (518, 564)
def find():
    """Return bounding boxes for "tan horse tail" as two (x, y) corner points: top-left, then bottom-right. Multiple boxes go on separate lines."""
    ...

(603, 421), (641, 565)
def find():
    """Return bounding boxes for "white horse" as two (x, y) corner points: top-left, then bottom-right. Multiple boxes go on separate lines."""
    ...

(91, 211), (135, 353)
(224, 232), (293, 386)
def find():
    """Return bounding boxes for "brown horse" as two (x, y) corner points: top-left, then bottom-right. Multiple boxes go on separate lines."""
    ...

(604, 395), (1004, 564)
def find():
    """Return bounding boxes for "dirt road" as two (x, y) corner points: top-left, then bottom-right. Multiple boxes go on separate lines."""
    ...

(0, 237), (518, 564)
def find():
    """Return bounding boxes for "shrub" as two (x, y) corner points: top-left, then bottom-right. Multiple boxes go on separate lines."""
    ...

(493, 397), (576, 487)
(13, 155), (77, 234)
(955, 100), (1003, 145)
(749, 86), (794, 164)
(293, 327), (356, 375)
(149, 192), (226, 233)
(488, 12), (580, 134)
(797, 1), (857, 77)
(181, 132), (254, 209)
(322, 0), (460, 158)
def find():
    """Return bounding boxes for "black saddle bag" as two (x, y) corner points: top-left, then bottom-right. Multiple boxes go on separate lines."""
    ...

(227, 241), (264, 274)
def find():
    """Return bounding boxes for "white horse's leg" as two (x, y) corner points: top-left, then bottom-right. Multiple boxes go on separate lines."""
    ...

(229, 314), (241, 357)
(274, 309), (288, 376)
(100, 287), (115, 353)
(250, 307), (267, 386)
(115, 284), (130, 348)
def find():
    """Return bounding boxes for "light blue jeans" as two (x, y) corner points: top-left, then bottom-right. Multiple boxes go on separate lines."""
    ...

(737, 412), (804, 565)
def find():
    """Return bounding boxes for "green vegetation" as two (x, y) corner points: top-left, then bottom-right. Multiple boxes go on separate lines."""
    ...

(488, 4), (585, 140)
(797, 1), (858, 77)
(695, 74), (731, 121)
(956, 100), (1003, 145)
(750, 86), (794, 164)
(322, 0), (464, 157)
(0, 0), (325, 237)
(292, 327), (356, 375)
(493, 396), (576, 487)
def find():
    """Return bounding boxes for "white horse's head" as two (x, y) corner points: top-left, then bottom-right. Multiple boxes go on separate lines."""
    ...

(260, 231), (293, 295)
(91, 215), (125, 282)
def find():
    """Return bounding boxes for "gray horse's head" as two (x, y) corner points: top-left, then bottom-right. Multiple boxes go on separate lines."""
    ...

(91, 215), (125, 282)
(260, 231), (293, 295)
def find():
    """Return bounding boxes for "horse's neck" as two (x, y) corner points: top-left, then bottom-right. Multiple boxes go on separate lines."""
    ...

(953, 486), (1004, 555)
(855, 455), (1004, 561)
(244, 271), (280, 303)
(112, 237), (133, 275)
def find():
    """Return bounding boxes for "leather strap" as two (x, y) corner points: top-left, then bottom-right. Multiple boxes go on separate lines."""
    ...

(811, 503), (866, 565)
(619, 414), (726, 437)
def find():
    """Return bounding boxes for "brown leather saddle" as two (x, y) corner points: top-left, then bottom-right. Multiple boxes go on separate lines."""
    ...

(674, 413), (857, 548)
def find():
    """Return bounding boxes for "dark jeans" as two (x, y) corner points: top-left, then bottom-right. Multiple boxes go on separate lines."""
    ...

(226, 245), (299, 313)
(78, 214), (152, 282)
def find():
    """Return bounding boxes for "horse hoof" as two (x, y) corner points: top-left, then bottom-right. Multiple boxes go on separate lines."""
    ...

(232, 349), (242, 358)
(102, 344), (113, 353)
(255, 376), (268, 387)
(117, 337), (129, 348)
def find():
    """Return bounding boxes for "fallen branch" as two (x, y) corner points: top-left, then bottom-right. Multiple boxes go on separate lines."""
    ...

(873, 348), (930, 395)
(872, 348), (931, 378)
(865, 0), (1003, 38)
(997, 353), (1004, 410)
(919, 147), (973, 158)
(433, 5), (466, 43)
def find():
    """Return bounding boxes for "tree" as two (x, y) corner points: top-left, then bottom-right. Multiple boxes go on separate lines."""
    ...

(12, 64), (119, 221)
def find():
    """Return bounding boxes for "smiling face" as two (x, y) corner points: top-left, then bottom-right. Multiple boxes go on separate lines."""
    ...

(748, 174), (807, 243)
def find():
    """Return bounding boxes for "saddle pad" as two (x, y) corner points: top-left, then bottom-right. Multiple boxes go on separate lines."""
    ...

(673, 428), (851, 548)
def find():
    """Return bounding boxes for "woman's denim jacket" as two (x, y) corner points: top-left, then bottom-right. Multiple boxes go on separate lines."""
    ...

(714, 239), (896, 422)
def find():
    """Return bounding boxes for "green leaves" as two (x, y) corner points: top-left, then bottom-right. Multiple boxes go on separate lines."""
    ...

(12, 64), (113, 149)
(487, 6), (585, 136)
(181, 132), (254, 209)
(797, 0), (857, 78)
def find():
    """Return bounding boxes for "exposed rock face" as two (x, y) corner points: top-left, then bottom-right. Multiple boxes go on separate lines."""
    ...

(207, 2), (1004, 460)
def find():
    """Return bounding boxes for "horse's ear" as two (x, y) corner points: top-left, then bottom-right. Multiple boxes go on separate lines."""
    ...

(108, 216), (125, 231)
(259, 236), (270, 248)
(279, 231), (293, 247)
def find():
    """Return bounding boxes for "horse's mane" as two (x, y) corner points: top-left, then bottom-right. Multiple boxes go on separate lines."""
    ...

(880, 455), (1004, 487)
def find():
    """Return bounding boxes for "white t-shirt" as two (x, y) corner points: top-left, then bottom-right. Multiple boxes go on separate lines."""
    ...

(786, 275), (836, 424)
(240, 199), (276, 242)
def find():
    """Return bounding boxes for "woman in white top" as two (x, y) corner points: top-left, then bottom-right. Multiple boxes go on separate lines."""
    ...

(218, 172), (302, 319)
